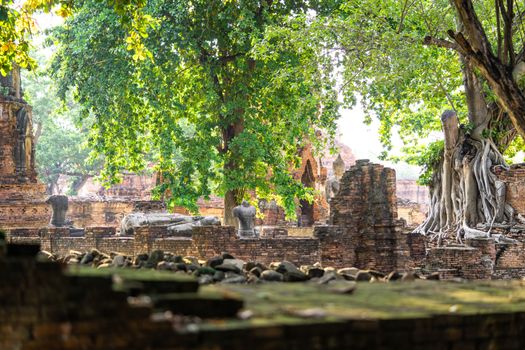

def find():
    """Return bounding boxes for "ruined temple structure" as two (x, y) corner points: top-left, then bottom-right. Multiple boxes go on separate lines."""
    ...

(0, 68), (157, 231)
(0, 67), (50, 229)
(7, 160), (423, 272)
(10, 157), (525, 279)
(175, 143), (331, 227)
(320, 159), (422, 272)
(292, 144), (329, 226)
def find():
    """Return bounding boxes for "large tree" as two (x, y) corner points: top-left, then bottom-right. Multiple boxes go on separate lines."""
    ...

(314, 0), (525, 242)
(49, 0), (340, 224)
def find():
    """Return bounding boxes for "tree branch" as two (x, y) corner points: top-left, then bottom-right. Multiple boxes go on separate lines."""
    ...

(448, 0), (525, 139)
(423, 36), (459, 50)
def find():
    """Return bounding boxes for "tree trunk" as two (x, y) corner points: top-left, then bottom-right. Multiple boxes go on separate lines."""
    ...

(415, 64), (515, 243)
(221, 119), (245, 227)
(415, 110), (513, 243)
(70, 175), (89, 195)
(224, 189), (242, 227)
(33, 122), (42, 145)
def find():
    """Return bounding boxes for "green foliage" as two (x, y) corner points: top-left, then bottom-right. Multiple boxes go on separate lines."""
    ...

(0, 0), (35, 75)
(308, 0), (523, 182)
(286, 0), (462, 180)
(23, 50), (101, 193)
(0, 0), (150, 75)
(504, 136), (525, 165)
(50, 0), (340, 218)
(402, 140), (444, 186)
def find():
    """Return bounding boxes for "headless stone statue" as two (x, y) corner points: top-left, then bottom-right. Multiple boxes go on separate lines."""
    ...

(15, 107), (28, 180)
(46, 195), (69, 227)
(325, 153), (345, 201)
(232, 200), (257, 238)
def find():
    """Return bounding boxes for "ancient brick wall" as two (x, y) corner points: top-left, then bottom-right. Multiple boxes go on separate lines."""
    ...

(330, 160), (397, 228)
(426, 244), (493, 279)
(10, 222), (525, 278)
(76, 172), (157, 198)
(193, 226), (320, 266)
(68, 200), (138, 228)
(494, 242), (525, 269)
(396, 179), (429, 205)
(14, 225), (322, 267)
(397, 201), (427, 226)
(36, 227), (134, 256)
(314, 225), (354, 268)
(0, 100), (49, 230)
(0, 100), (38, 184)
(255, 201), (288, 226)
(0, 200), (49, 229)
(328, 160), (416, 272)
(0, 198), (166, 231)
(137, 226), (321, 267)
(425, 237), (525, 280)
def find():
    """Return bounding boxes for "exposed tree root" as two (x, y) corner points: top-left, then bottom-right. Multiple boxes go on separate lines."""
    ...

(414, 111), (516, 245)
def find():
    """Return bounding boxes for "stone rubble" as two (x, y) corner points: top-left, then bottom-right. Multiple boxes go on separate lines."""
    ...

(37, 248), (440, 286)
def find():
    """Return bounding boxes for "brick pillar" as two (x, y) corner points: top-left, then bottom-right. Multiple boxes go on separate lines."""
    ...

(39, 227), (68, 254)
(39, 228), (51, 252)
(330, 159), (397, 228)
(327, 159), (410, 272)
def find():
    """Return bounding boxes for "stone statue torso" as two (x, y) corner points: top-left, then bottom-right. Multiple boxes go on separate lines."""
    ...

(232, 201), (256, 237)
(46, 195), (69, 227)
(15, 107), (29, 179)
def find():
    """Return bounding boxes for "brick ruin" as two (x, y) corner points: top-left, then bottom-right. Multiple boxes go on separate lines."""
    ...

(5, 129), (525, 278)
(57, 138), (427, 228)
(6, 160), (423, 271)
(0, 79), (50, 229)
(326, 160), (417, 271)
(4, 75), (525, 278)
(0, 70), (167, 232)
(6, 154), (525, 278)
(420, 164), (525, 280)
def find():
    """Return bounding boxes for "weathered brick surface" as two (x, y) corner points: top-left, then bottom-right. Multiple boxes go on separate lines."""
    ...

(259, 226), (288, 238)
(3, 160), (425, 272)
(330, 159), (397, 228)
(0, 100), (49, 230)
(425, 236), (525, 280)
(426, 245), (493, 279)
(0, 100), (38, 184)
(3, 253), (525, 349)
(0, 197), (166, 231)
(67, 199), (165, 228)
(328, 160), (417, 271)
(466, 237), (496, 260)
(314, 225), (354, 268)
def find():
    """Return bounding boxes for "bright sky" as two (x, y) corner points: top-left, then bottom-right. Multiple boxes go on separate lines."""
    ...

(338, 105), (421, 179)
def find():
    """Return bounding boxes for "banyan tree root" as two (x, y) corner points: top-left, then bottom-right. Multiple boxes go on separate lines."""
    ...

(414, 111), (515, 245)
